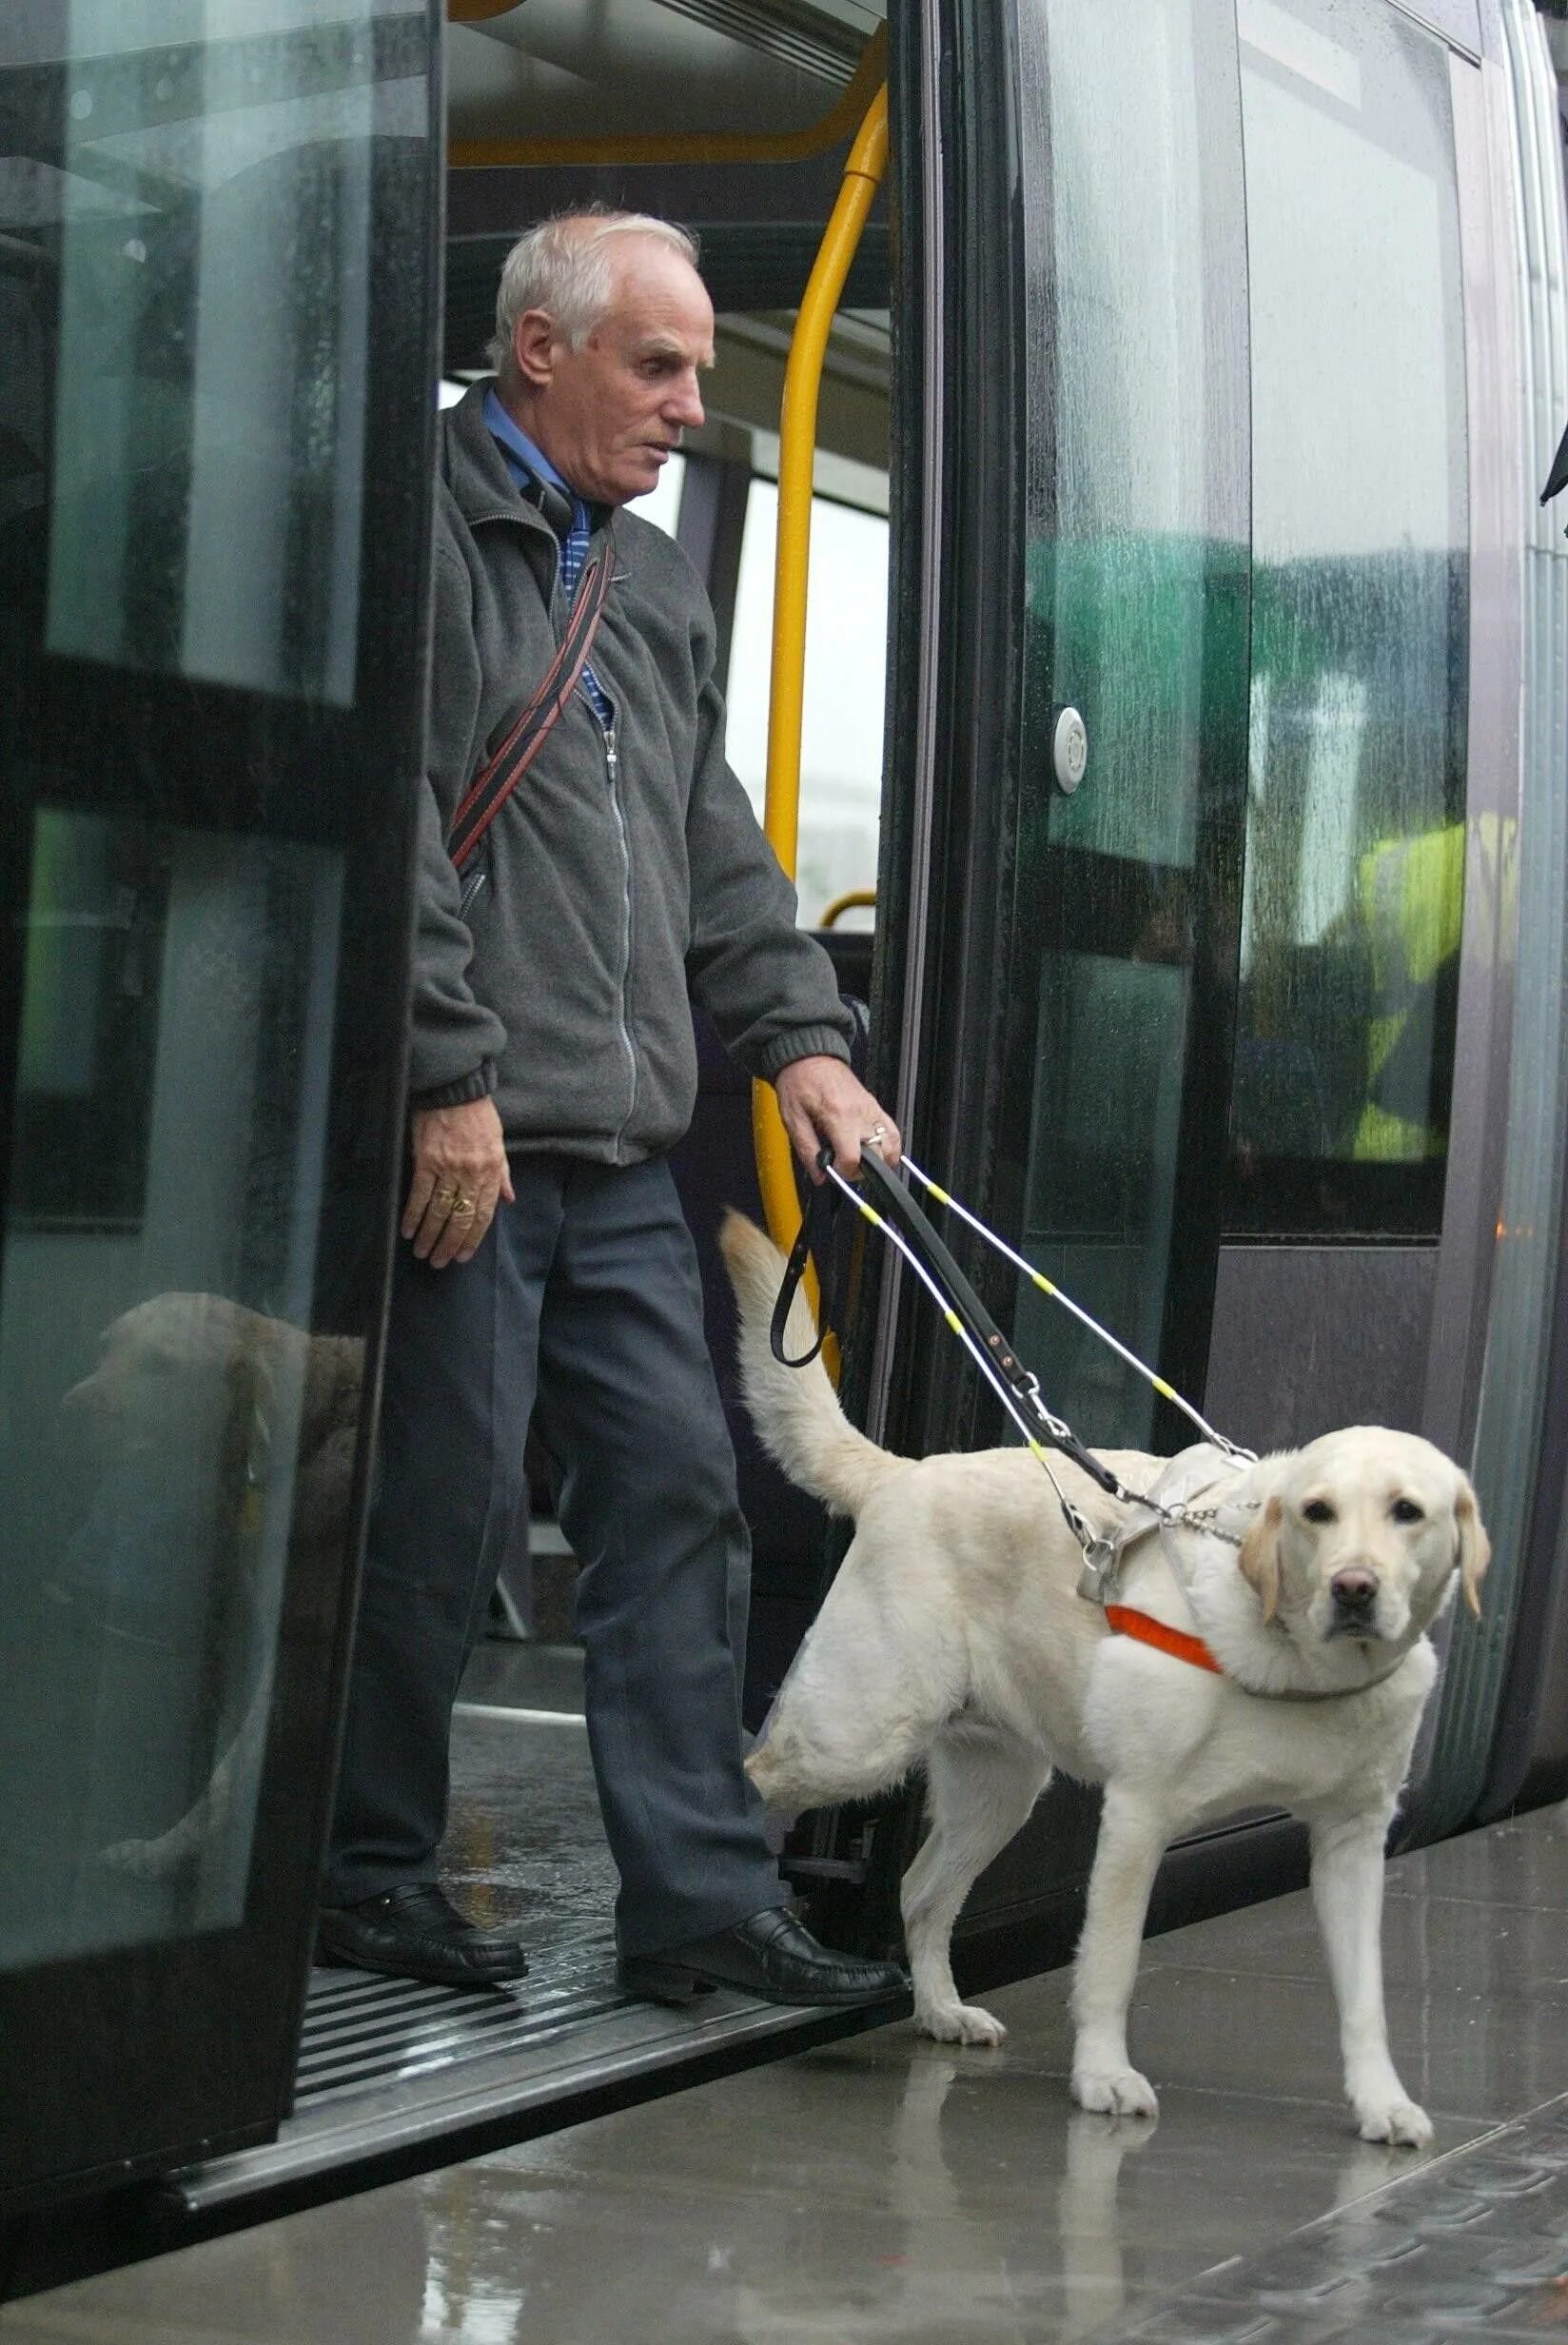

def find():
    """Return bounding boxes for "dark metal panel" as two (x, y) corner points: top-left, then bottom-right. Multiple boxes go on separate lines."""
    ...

(1480, 1222), (1568, 1818)
(1203, 1244), (1440, 1453)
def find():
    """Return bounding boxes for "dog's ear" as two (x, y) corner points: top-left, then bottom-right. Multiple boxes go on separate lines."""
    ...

(1455, 1478), (1490, 1620)
(1239, 1494), (1283, 1624)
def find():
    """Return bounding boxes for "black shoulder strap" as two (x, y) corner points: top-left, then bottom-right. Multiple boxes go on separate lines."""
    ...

(448, 546), (614, 874)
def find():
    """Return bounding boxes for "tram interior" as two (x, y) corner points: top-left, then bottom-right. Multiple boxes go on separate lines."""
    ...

(435, 4), (894, 1975)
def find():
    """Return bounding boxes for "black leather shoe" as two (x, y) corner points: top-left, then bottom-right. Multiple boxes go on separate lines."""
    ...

(316, 1883), (530, 1986)
(617, 1907), (909, 2009)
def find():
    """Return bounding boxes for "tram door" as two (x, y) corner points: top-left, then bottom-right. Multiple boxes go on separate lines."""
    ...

(0, 8), (438, 2207)
(893, 0), (1485, 1951)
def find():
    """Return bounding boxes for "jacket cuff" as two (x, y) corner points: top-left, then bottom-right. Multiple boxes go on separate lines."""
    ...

(755, 1028), (853, 1084)
(408, 1061), (497, 1112)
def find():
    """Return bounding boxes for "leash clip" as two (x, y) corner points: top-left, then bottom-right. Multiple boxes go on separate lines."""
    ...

(1076, 1535), (1122, 1606)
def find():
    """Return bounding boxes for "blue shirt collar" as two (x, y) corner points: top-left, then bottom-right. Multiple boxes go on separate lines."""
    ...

(483, 386), (571, 496)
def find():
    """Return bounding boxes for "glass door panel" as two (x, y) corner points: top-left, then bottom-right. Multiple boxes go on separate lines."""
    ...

(1229, 0), (1469, 1240)
(0, 0), (436, 2207)
(1006, 0), (1251, 1446)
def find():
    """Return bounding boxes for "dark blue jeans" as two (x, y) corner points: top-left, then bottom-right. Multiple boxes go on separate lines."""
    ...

(328, 1153), (783, 1955)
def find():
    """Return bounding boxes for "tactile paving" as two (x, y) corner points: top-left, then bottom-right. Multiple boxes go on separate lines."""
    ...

(1107, 2092), (1568, 2340)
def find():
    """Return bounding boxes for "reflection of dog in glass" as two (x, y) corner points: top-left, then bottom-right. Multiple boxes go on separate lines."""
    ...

(62, 1294), (363, 1879)
(723, 1212), (1488, 2148)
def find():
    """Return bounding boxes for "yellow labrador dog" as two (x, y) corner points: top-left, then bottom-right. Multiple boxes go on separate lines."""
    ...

(721, 1213), (1488, 2147)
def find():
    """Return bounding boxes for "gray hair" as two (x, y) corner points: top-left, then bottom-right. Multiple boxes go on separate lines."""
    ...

(487, 210), (701, 378)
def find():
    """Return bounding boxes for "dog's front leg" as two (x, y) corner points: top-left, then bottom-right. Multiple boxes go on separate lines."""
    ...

(1070, 1783), (1167, 2119)
(1308, 1813), (1430, 2147)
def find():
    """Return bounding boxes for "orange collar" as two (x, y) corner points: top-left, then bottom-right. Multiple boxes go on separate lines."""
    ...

(1105, 1603), (1223, 1675)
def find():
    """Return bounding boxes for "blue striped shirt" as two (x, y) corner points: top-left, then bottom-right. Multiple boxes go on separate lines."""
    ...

(482, 389), (613, 736)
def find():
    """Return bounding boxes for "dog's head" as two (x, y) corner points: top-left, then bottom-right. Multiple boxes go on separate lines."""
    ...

(1237, 1427), (1488, 1650)
(62, 1292), (287, 1457)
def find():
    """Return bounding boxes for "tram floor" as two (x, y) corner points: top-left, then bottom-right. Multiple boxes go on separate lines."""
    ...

(442, 1636), (616, 1959)
(11, 1802), (1568, 2343)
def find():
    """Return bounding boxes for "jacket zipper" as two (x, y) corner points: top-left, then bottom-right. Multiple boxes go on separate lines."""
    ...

(602, 714), (639, 1156)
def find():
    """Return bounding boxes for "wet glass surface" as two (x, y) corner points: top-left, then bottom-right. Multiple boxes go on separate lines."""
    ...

(1010, 0), (1249, 1448)
(0, 814), (355, 1967)
(1229, 0), (1468, 1237)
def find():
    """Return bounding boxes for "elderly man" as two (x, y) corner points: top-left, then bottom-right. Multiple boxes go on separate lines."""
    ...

(318, 210), (906, 2007)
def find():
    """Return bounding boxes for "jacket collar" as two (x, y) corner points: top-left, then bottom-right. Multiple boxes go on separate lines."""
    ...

(443, 379), (612, 541)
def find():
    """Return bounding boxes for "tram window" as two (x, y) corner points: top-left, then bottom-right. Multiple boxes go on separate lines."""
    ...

(0, 0), (421, 1970)
(1226, 0), (1468, 1240)
(1007, 0), (1243, 1449)
(38, 20), (403, 708)
(724, 468), (888, 930)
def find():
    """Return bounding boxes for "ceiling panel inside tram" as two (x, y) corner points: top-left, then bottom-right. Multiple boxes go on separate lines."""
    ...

(447, 0), (881, 145)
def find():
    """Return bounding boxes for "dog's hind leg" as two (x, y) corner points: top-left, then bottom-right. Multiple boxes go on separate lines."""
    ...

(746, 1539), (966, 1815)
(1070, 1783), (1168, 2118)
(903, 1725), (1050, 2046)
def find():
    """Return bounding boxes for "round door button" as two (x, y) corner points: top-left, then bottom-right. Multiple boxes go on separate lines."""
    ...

(1053, 705), (1088, 794)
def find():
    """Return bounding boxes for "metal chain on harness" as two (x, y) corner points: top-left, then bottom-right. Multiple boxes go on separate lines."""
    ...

(769, 1145), (1256, 1598)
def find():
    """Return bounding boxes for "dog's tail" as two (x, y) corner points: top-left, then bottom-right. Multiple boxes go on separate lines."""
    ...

(718, 1210), (900, 1519)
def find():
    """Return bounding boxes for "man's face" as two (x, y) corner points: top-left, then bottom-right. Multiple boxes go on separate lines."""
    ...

(518, 238), (714, 507)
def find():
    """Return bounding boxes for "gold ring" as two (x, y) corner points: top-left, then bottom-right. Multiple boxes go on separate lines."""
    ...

(433, 1185), (460, 1212)
(449, 1193), (477, 1217)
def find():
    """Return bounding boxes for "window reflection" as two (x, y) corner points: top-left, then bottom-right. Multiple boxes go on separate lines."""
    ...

(0, 0), (423, 1971)
(1229, 0), (1468, 1236)
(37, 2), (412, 706)
(0, 816), (359, 1968)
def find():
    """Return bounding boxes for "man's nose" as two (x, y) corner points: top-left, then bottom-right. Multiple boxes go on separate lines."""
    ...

(670, 372), (705, 430)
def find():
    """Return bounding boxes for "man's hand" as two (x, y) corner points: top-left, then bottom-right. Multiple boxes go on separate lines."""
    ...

(403, 1096), (515, 1267)
(774, 1054), (901, 1183)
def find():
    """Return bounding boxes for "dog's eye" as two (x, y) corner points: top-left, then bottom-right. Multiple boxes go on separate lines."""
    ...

(1390, 1497), (1424, 1524)
(1302, 1499), (1336, 1525)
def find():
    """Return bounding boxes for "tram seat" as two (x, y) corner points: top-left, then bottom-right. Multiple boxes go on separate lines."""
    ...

(670, 923), (874, 1730)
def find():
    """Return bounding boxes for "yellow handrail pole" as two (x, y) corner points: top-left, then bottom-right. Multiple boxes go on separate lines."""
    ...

(753, 82), (890, 1310)
(448, 22), (888, 172)
(817, 888), (876, 930)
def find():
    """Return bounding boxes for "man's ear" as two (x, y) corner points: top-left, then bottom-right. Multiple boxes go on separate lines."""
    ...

(1455, 1478), (1490, 1620)
(1239, 1493), (1283, 1625)
(511, 306), (560, 389)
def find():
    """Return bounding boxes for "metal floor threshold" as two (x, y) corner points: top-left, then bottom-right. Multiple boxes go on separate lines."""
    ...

(165, 1937), (895, 2217)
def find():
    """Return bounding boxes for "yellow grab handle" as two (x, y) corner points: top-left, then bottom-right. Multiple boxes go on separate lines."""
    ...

(752, 80), (889, 1366)
(817, 888), (876, 930)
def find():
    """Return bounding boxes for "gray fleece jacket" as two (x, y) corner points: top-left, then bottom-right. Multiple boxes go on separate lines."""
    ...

(409, 382), (853, 1160)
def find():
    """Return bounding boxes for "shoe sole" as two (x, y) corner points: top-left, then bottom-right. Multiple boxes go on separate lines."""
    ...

(617, 1959), (905, 2009)
(316, 1939), (529, 1989)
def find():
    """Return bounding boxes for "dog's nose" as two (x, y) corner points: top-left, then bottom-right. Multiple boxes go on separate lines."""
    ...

(1330, 1568), (1378, 1614)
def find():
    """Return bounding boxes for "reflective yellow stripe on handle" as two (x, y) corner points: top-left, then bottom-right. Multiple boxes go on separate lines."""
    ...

(754, 83), (890, 1345)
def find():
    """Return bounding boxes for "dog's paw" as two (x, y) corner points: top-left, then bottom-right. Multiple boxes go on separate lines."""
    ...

(916, 1999), (1008, 2048)
(1072, 2063), (1160, 2120)
(1356, 2096), (1432, 2149)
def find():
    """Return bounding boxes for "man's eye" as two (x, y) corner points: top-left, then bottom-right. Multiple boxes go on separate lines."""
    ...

(1391, 1497), (1424, 1524)
(1302, 1499), (1335, 1524)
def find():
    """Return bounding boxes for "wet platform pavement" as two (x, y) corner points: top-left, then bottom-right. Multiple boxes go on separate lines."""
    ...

(8, 1783), (1568, 2341)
